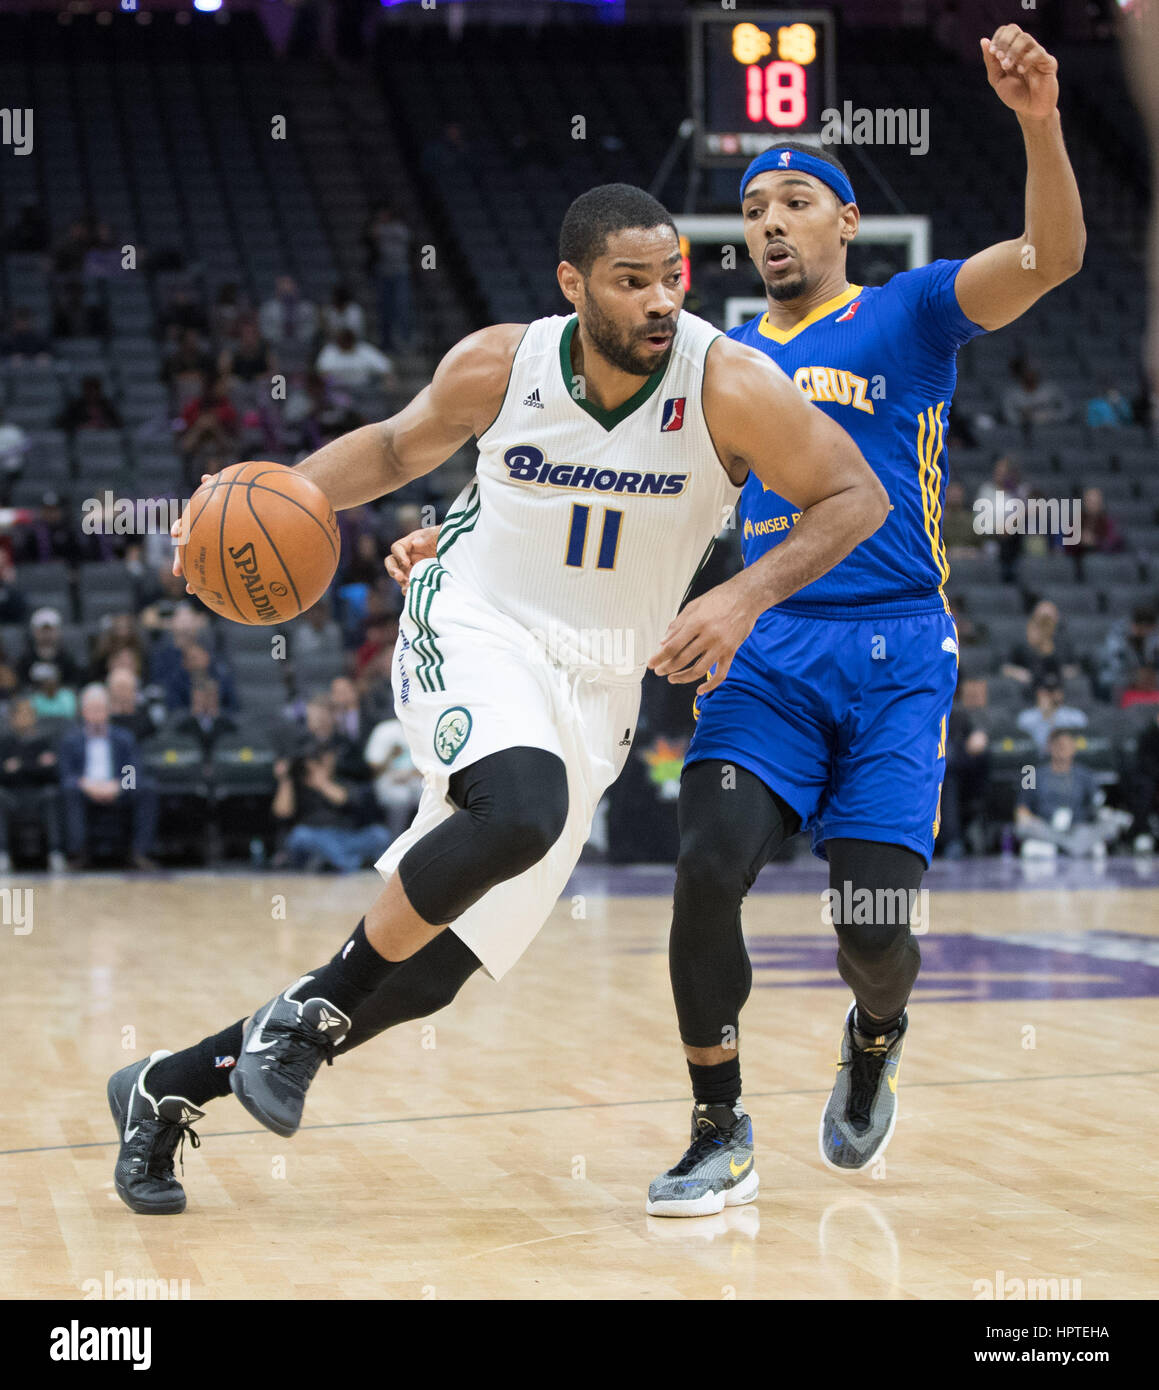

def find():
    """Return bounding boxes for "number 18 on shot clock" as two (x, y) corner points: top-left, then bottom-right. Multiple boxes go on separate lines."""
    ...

(691, 8), (835, 164)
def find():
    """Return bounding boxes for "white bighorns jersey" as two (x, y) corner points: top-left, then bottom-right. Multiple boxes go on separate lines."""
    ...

(436, 312), (741, 681)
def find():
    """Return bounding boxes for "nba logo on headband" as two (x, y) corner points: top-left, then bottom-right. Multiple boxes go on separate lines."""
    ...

(778, 151), (792, 167)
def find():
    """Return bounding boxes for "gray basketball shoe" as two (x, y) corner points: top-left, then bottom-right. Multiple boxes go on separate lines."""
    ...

(819, 1004), (906, 1171)
(646, 1102), (759, 1217)
(230, 975), (351, 1137)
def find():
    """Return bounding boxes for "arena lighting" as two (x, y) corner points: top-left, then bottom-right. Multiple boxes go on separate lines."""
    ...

(192, 0), (223, 12)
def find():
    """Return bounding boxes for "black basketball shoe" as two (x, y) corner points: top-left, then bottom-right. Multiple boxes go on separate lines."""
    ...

(108, 1051), (204, 1215)
(230, 975), (351, 1137)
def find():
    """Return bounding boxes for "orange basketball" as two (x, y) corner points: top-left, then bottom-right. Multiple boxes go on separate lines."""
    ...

(180, 461), (340, 625)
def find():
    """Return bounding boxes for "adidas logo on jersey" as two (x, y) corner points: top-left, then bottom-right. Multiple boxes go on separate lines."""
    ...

(522, 387), (544, 408)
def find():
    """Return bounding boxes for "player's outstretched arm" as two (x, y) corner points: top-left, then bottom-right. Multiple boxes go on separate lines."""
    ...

(953, 26), (1085, 331)
(292, 323), (525, 511)
(649, 337), (888, 694)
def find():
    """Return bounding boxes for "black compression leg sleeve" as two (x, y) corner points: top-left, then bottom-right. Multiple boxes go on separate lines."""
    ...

(670, 760), (801, 1049)
(825, 838), (925, 1024)
(398, 746), (569, 926)
(332, 928), (482, 1056)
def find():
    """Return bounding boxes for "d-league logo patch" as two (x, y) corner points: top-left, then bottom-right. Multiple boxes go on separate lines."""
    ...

(660, 397), (686, 432)
(434, 706), (473, 765)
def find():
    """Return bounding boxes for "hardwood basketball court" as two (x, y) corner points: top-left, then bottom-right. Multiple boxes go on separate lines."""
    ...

(3, 859), (1157, 1301)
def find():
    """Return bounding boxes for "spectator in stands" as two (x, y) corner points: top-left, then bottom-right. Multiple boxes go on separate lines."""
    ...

(19, 609), (81, 690)
(178, 375), (240, 485)
(259, 276), (318, 370)
(0, 307), (53, 364)
(355, 614), (397, 679)
(0, 695), (65, 873)
(974, 454), (1026, 582)
(1086, 381), (1134, 428)
(937, 706), (991, 858)
(291, 601), (342, 656)
(329, 674), (378, 755)
(107, 667), (160, 744)
(0, 411), (30, 505)
(0, 552), (28, 625)
(943, 479), (983, 556)
(272, 696), (390, 873)
(345, 531), (387, 587)
(1075, 486), (1126, 555)
(52, 218), (92, 275)
(51, 278), (110, 339)
(88, 612), (147, 684)
(59, 683), (156, 870)
(209, 282), (247, 345)
(83, 221), (122, 279)
(282, 369), (361, 454)
(169, 676), (237, 755)
(364, 715), (422, 838)
(1096, 605), (1159, 701)
(0, 637), (20, 699)
(1001, 355), (1069, 429)
(1016, 672), (1088, 751)
(148, 603), (238, 714)
(56, 375), (122, 434)
(1015, 728), (1116, 859)
(1, 199), (49, 254)
(158, 285), (211, 340)
(320, 284), (366, 344)
(15, 492), (80, 565)
(1125, 707), (1159, 852)
(217, 316), (274, 391)
(134, 557), (189, 627)
(316, 326), (394, 394)
(357, 644), (394, 726)
(1000, 599), (1080, 690)
(162, 328), (217, 403)
(363, 204), (412, 352)
(1121, 664), (1159, 709)
(28, 662), (78, 721)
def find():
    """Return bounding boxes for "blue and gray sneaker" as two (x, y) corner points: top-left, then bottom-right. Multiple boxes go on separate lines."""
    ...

(819, 1004), (907, 1172)
(646, 1102), (758, 1217)
(108, 1050), (204, 1215)
(230, 975), (351, 1138)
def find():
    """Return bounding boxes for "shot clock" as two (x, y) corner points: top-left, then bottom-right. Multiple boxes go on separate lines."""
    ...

(691, 9), (836, 164)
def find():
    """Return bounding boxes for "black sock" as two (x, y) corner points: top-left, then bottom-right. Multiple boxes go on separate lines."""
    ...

(854, 1006), (904, 1040)
(687, 1057), (741, 1108)
(146, 1021), (245, 1107)
(302, 918), (402, 1018)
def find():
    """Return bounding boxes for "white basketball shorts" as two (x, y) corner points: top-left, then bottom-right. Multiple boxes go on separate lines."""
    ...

(374, 558), (640, 980)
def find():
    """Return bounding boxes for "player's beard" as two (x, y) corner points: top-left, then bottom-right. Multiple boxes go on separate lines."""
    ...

(765, 267), (810, 301)
(581, 291), (676, 377)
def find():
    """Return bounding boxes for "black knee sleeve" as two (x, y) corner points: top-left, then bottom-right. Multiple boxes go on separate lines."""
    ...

(670, 761), (800, 1048)
(825, 838), (925, 1021)
(398, 746), (569, 926)
(333, 928), (482, 1056)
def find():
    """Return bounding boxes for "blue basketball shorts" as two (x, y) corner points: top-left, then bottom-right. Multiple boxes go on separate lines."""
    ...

(687, 600), (959, 866)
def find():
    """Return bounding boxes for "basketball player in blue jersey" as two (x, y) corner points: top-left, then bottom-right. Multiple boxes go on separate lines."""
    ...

(645, 25), (1086, 1214)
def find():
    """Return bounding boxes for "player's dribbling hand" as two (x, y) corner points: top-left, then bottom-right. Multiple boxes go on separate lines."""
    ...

(386, 525), (440, 595)
(981, 25), (1059, 120)
(170, 473), (216, 592)
(647, 582), (759, 698)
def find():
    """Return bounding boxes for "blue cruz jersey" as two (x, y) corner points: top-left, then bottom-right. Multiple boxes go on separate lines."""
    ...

(730, 258), (986, 612)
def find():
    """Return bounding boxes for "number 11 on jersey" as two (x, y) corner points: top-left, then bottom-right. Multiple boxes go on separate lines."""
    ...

(565, 504), (623, 571)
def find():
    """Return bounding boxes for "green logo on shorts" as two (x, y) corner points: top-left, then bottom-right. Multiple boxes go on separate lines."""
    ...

(434, 706), (472, 765)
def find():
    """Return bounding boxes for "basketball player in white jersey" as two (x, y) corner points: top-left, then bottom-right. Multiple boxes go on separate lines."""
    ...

(106, 184), (887, 1214)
